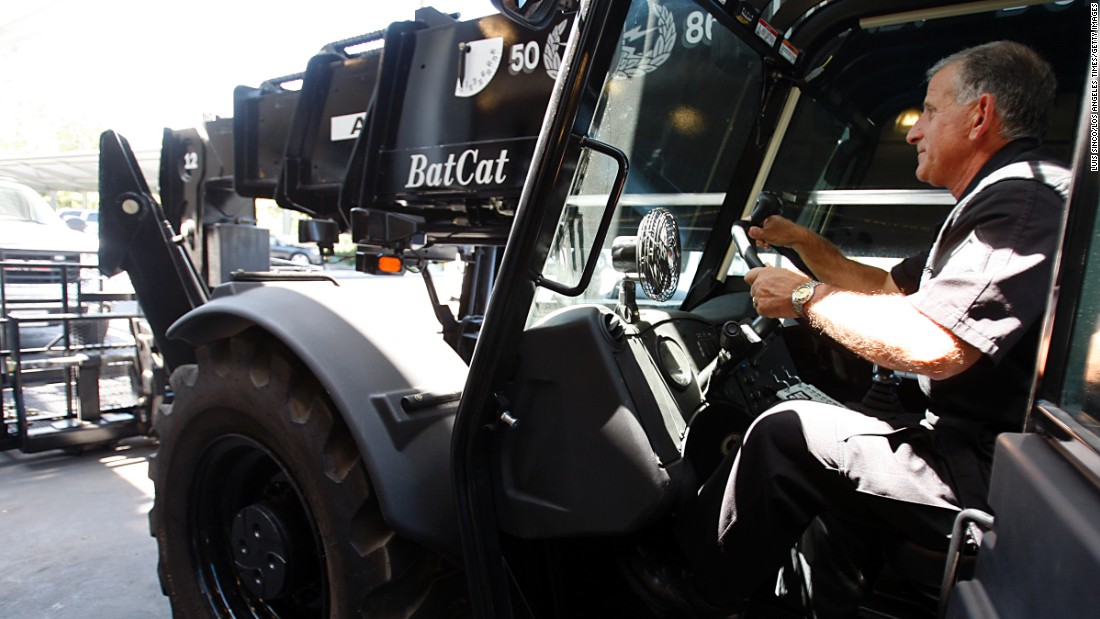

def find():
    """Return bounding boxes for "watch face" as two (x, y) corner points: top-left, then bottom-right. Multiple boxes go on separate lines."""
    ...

(794, 284), (813, 303)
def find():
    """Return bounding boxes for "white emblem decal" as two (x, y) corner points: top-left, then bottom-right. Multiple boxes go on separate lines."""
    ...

(331, 112), (367, 141)
(543, 19), (570, 79)
(614, 1), (677, 79)
(405, 149), (511, 189)
(544, 1), (676, 80)
(455, 37), (504, 98)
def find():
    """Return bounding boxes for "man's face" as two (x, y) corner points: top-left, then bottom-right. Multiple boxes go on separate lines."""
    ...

(906, 64), (976, 191)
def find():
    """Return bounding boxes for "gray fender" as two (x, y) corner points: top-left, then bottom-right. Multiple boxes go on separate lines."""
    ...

(167, 276), (466, 560)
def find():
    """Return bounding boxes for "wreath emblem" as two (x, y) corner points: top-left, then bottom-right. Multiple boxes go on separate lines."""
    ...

(543, 19), (569, 79)
(544, 0), (677, 80)
(613, 1), (677, 79)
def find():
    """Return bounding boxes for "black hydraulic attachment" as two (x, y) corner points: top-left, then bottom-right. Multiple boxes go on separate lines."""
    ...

(99, 130), (206, 370)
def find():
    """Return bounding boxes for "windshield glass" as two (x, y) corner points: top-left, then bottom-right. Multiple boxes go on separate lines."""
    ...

(0, 185), (34, 222)
(529, 0), (761, 324)
(0, 183), (67, 226)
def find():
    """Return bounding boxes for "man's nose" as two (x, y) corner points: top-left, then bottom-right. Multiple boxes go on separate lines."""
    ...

(906, 122), (921, 145)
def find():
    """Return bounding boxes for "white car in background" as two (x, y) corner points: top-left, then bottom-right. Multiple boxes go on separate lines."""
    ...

(59, 209), (100, 237)
(0, 179), (97, 279)
(0, 179), (100, 347)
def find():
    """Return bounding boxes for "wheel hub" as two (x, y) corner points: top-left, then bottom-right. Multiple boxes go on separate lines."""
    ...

(231, 503), (293, 600)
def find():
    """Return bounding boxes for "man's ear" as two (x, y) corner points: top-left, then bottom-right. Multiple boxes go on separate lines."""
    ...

(969, 93), (997, 140)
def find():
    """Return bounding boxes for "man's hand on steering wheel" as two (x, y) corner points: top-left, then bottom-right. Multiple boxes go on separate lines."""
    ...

(745, 266), (811, 319)
(747, 215), (809, 251)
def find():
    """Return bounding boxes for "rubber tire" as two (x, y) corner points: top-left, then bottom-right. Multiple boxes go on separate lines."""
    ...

(149, 332), (465, 617)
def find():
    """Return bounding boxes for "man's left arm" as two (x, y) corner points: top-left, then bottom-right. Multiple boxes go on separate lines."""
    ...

(801, 285), (982, 379)
(746, 178), (1064, 379)
(746, 266), (981, 378)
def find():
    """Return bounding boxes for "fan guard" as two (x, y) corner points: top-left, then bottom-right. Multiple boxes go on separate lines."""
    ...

(636, 208), (681, 302)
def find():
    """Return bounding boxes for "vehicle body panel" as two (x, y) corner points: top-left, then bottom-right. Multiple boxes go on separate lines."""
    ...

(168, 276), (467, 559)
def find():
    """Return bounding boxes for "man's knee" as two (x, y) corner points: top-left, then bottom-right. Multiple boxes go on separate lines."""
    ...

(747, 406), (800, 436)
(736, 408), (817, 476)
(743, 406), (819, 458)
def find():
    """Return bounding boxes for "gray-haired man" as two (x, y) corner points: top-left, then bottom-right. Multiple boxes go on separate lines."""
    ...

(703, 41), (1071, 614)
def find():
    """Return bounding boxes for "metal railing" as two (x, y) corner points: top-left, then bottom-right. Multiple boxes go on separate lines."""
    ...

(1, 259), (156, 453)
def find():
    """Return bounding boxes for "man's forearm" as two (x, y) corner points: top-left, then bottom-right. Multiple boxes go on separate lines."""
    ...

(791, 233), (896, 293)
(803, 286), (978, 378)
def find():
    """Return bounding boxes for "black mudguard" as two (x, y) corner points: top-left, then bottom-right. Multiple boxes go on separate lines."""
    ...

(167, 276), (466, 560)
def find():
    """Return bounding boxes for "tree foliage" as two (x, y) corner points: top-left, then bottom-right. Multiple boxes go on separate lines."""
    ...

(0, 101), (103, 154)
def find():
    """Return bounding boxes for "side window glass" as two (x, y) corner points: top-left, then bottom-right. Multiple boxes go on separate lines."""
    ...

(527, 0), (762, 323)
(760, 94), (951, 270)
(1060, 195), (1100, 437)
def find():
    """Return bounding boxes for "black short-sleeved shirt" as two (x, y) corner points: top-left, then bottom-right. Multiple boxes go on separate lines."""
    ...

(890, 139), (1066, 431)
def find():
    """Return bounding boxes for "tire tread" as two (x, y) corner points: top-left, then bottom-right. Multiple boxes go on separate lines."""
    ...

(148, 331), (464, 617)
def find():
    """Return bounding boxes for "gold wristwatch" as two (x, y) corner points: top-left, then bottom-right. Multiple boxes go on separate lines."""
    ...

(791, 280), (823, 318)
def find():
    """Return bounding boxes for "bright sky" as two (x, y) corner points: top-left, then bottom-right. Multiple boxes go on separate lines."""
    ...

(0, 0), (495, 152)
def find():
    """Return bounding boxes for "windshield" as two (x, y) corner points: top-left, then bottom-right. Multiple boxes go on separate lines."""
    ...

(0, 183), (66, 226)
(0, 185), (35, 222)
(529, 0), (761, 324)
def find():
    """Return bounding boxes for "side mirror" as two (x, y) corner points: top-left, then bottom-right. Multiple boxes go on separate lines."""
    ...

(65, 217), (87, 232)
(490, 0), (567, 30)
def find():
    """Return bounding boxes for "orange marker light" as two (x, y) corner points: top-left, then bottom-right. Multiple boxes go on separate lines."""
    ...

(377, 255), (403, 273)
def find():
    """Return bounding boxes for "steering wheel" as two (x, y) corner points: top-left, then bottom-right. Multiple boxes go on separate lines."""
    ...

(732, 193), (780, 270)
(732, 193), (784, 334)
(734, 192), (818, 275)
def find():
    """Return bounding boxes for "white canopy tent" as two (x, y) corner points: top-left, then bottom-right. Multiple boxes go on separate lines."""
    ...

(0, 149), (160, 196)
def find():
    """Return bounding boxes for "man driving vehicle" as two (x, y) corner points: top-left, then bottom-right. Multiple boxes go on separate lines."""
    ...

(687, 40), (1072, 616)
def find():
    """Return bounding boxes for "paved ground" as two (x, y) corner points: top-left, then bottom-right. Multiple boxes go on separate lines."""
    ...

(0, 437), (171, 618)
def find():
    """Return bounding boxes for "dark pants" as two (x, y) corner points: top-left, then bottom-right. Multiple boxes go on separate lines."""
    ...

(681, 402), (964, 614)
